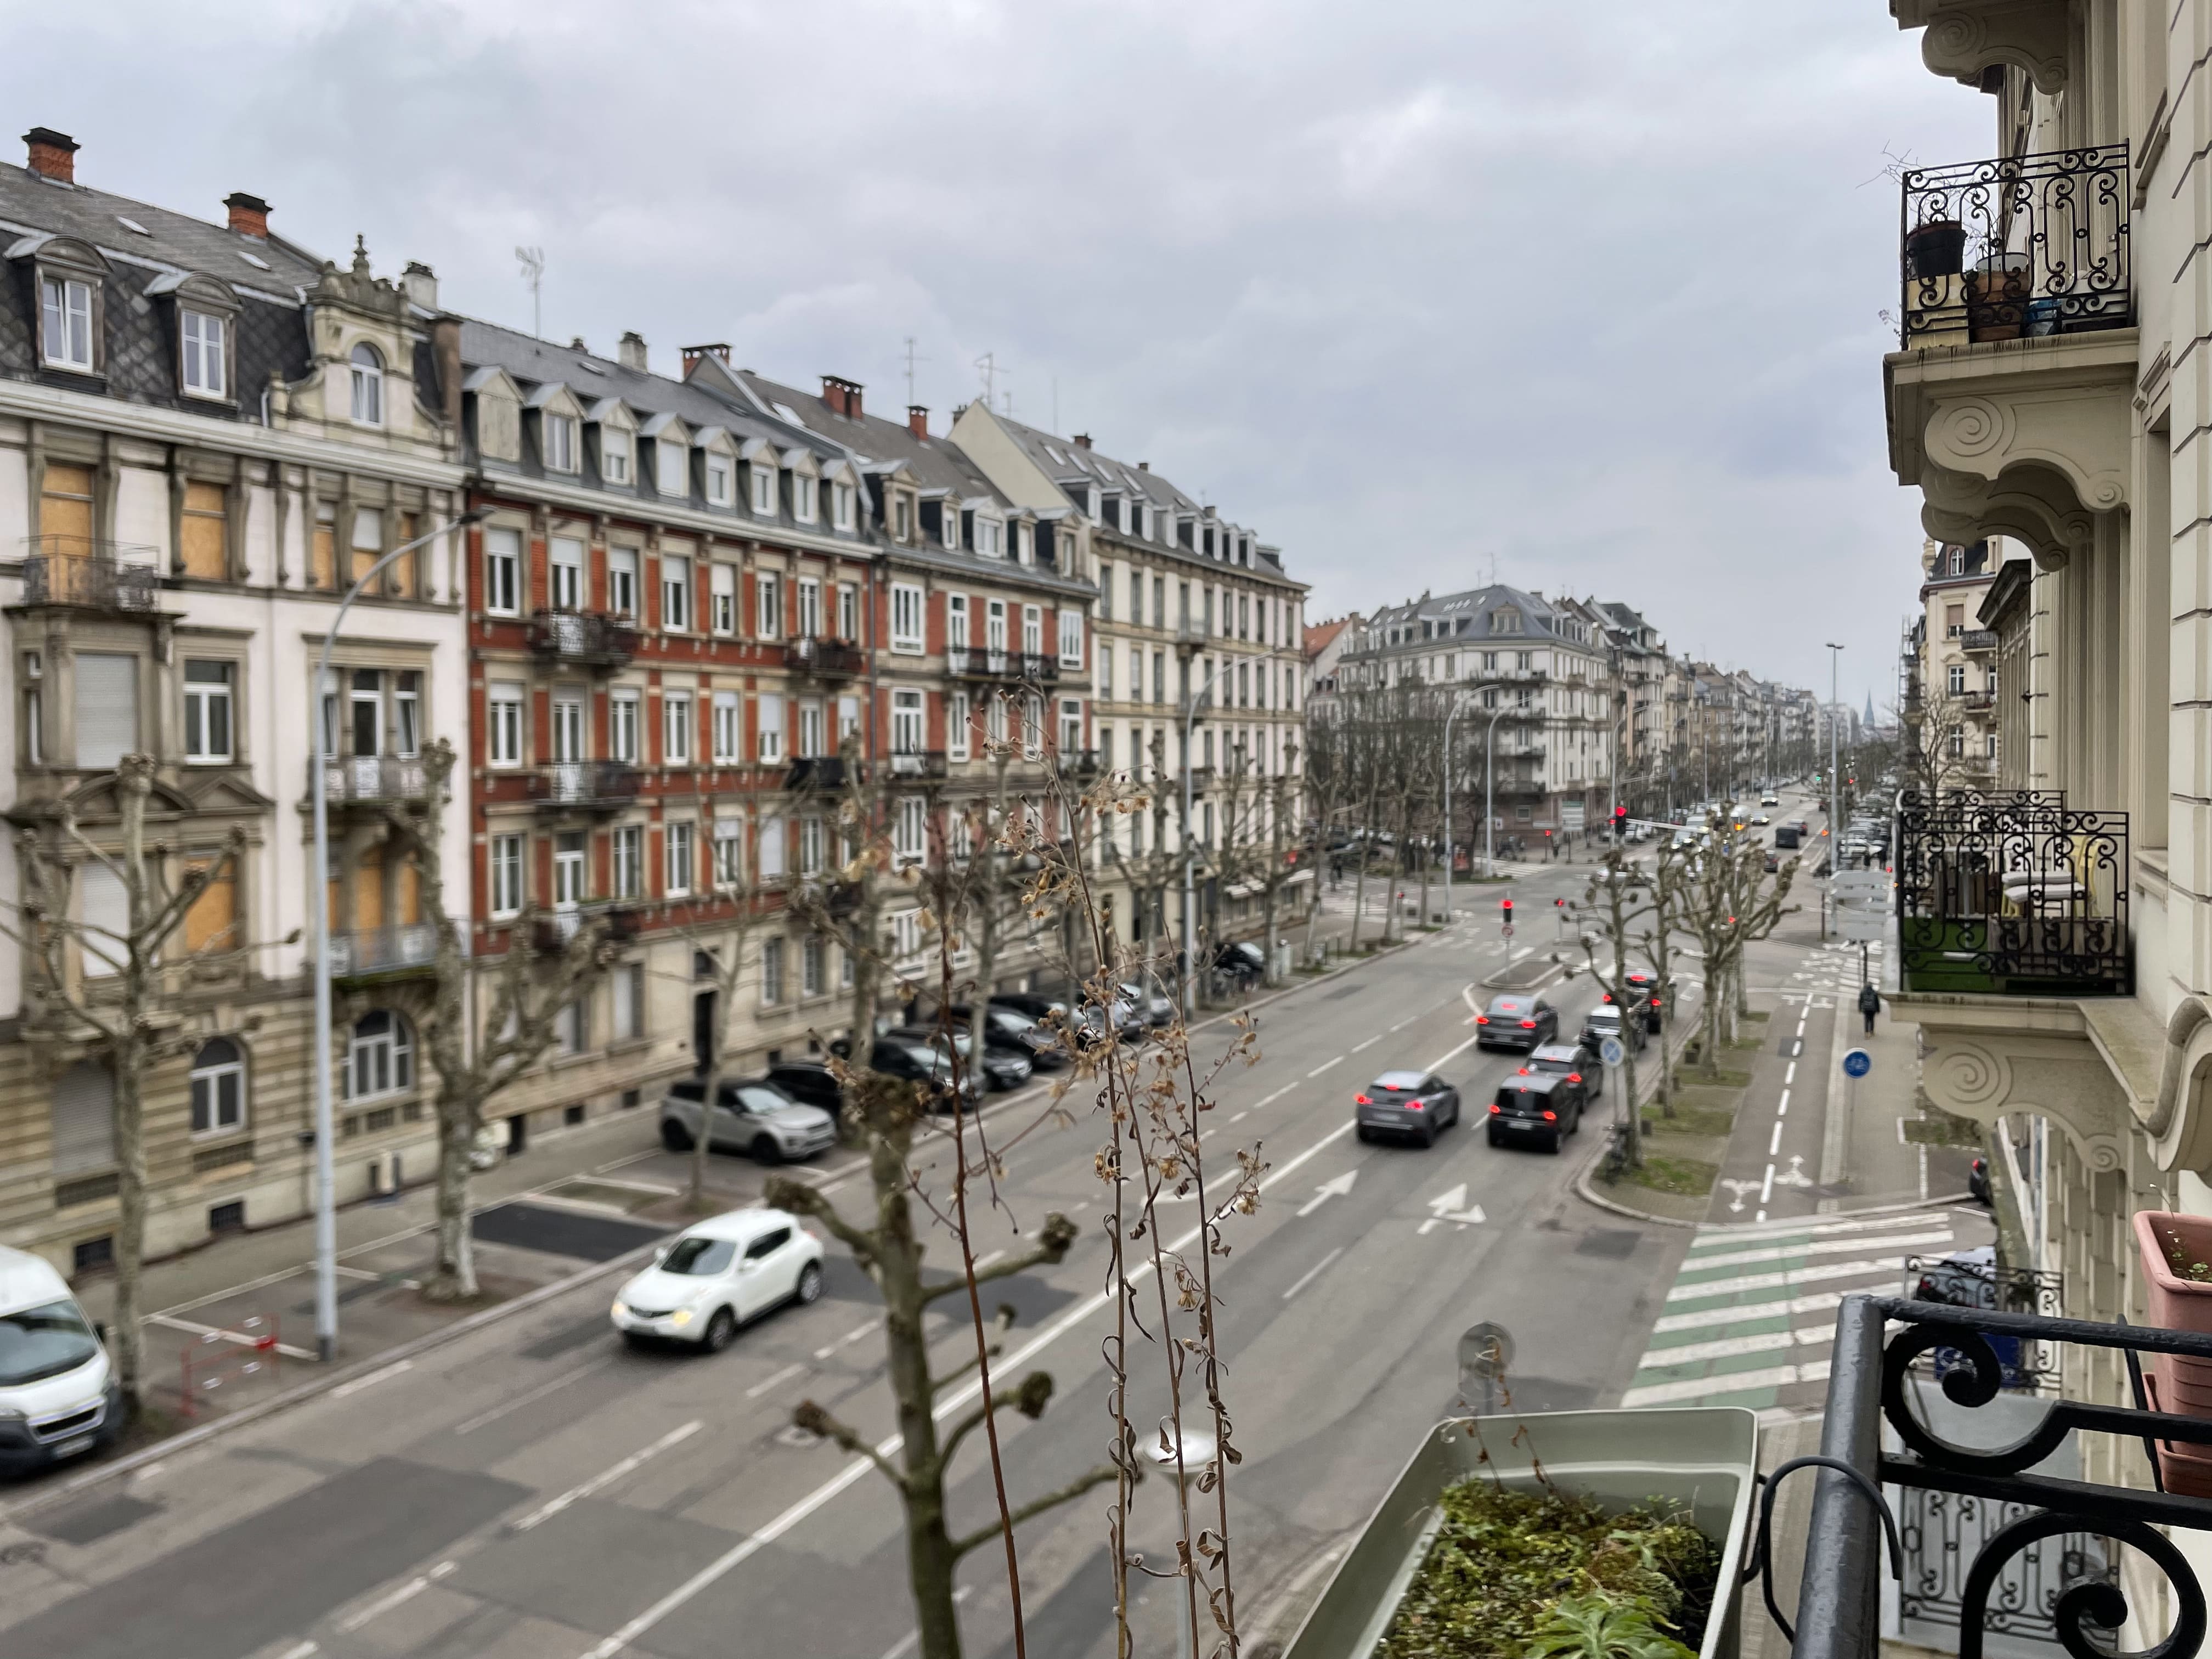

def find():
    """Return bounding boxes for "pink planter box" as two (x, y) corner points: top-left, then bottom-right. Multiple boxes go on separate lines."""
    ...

(2132, 1210), (2212, 1497)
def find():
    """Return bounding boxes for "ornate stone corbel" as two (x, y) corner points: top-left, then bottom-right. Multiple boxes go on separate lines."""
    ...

(1909, 1), (2071, 95)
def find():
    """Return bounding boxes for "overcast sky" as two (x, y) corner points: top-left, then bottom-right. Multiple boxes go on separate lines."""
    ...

(11, 1), (1991, 705)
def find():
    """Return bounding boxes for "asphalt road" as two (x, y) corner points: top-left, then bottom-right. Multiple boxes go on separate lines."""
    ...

(0, 856), (1701, 1659)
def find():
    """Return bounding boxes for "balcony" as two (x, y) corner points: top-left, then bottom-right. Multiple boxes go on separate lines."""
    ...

(1961, 689), (1996, 714)
(528, 610), (636, 670)
(313, 754), (430, 808)
(785, 755), (851, 793)
(1960, 628), (1999, 654)
(1897, 788), (2129, 996)
(18, 540), (162, 614)
(328, 922), (443, 985)
(787, 637), (865, 680)
(527, 761), (641, 814)
(886, 749), (947, 780)
(532, 901), (642, 954)
(945, 647), (1058, 686)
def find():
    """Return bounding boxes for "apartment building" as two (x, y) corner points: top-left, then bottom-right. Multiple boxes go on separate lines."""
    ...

(1908, 537), (2000, 785)
(0, 131), (471, 1271)
(950, 407), (1308, 952)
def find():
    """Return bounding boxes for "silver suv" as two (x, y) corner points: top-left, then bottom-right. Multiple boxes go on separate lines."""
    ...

(660, 1079), (837, 1164)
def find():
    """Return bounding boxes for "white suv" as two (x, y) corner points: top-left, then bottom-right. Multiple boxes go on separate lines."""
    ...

(612, 1209), (826, 1351)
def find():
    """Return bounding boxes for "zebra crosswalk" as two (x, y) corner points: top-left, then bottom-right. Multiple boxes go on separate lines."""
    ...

(1620, 1209), (1987, 1414)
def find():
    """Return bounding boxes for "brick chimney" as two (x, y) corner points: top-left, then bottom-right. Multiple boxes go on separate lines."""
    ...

(1072, 433), (1092, 450)
(822, 375), (863, 419)
(24, 128), (77, 183)
(224, 192), (270, 237)
(401, 260), (437, 310)
(680, 343), (730, 379)
(907, 405), (929, 439)
(1137, 461), (1149, 471)
(618, 331), (648, 372)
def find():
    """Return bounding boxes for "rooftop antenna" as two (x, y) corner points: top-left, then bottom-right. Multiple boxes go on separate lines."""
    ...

(1001, 389), (1013, 417)
(975, 351), (999, 405)
(901, 336), (930, 408)
(515, 246), (545, 338)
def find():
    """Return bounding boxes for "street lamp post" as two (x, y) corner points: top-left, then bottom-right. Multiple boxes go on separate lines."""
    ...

(1823, 641), (1844, 941)
(309, 508), (483, 1362)
(1481, 706), (1511, 877)
(1180, 658), (1233, 1015)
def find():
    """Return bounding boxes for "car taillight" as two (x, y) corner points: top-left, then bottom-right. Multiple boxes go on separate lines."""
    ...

(1603, 994), (1615, 1004)
(1519, 1020), (1536, 1029)
(1650, 997), (1661, 1007)
(1476, 1015), (1489, 1025)
(1355, 1093), (1372, 1105)
(1567, 1073), (1582, 1083)
(1542, 1109), (1558, 1121)
(1487, 1103), (1501, 1114)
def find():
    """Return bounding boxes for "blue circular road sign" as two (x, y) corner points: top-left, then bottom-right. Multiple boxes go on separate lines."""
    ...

(1842, 1048), (1872, 1078)
(1599, 1037), (1626, 1068)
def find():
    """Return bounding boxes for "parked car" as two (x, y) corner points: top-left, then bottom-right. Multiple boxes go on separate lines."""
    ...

(989, 991), (1070, 1025)
(1522, 1040), (1603, 1100)
(1353, 1069), (1462, 1147)
(1605, 970), (1664, 1034)
(1580, 1003), (1647, 1054)
(944, 1003), (1070, 1070)
(902, 1026), (1032, 1092)
(0, 1245), (123, 1475)
(659, 1077), (837, 1164)
(1911, 1245), (2032, 1389)
(868, 1033), (986, 1111)
(610, 1208), (825, 1352)
(1214, 940), (1267, 987)
(1119, 980), (1176, 1027)
(1475, 993), (1558, 1052)
(1750, 813), (1770, 827)
(1487, 1072), (1587, 1153)
(765, 1059), (844, 1118)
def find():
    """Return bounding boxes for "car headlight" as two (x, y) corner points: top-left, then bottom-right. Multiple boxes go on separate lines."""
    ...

(0, 1407), (24, 1424)
(611, 1300), (629, 1319)
(668, 1308), (694, 1328)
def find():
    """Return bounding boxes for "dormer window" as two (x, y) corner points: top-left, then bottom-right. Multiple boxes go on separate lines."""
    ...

(41, 275), (94, 371)
(706, 454), (732, 505)
(180, 309), (227, 399)
(943, 504), (960, 550)
(543, 411), (578, 473)
(656, 439), (686, 496)
(601, 429), (631, 485)
(893, 494), (912, 541)
(349, 343), (384, 426)
(833, 482), (855, 531)
(1138, 504), (1153, 540)
(1015, 522), (1032, 564)
(975, 517), (1003, 557)
(792, 473), (816, 524)
(751, 465), (775, 516)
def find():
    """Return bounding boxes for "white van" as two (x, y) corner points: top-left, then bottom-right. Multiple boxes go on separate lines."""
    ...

(0, 1246), (122, 1476)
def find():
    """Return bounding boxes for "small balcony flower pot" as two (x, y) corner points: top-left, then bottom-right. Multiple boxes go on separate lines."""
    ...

(1905, 218), (1968, 278)
(1966, 253), (2031, 343)
(1280, 1407), (1758, 1659)
(2131, 1209), (2212, 1496)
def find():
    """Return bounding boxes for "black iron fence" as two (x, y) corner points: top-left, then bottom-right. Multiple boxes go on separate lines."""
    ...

(1900, 145), (2132, 349)
(527, 761), (642, 810)
(21, 541), (161, 612)
(1895, 788), (2130, 995)
(528, 609), (637, 666)
(787, 637), (865, 678)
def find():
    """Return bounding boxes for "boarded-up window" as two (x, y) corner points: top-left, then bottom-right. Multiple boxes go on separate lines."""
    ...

(396, 856), (421, 926)
(74, 652), (138, 769)
(79, 864), (128, 978)
(181, 481), (228, 579)
(312, 503), (337, 589)
(354, 847), (386, 931)
(50, 1062), (115, 1175)
(351, 506), (383, 585)
(183, 859), (238, 953)
(40, 461), (94, 551)
(397, 511), (420, 597)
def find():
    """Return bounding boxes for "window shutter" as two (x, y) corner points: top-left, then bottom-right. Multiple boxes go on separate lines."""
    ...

(50, 1062), (116, 1174)
(74, 652), (139, 768)
(80, 862), (130, 977)
(614, 963), (638, 1040)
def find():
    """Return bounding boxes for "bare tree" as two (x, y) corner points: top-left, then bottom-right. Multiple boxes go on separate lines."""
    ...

(4, 755), (245, 1407)
(1664, 805), (1798, 1081)
(668, 839), (761, 1212)
(1572, 848), (1666, 1169)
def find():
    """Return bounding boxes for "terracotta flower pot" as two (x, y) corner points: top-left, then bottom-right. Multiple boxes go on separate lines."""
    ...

(2131, 1210), (2212, 1496)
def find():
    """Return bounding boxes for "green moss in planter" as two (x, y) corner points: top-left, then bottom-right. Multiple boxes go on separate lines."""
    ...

(1378, 1480), (1719, 1659)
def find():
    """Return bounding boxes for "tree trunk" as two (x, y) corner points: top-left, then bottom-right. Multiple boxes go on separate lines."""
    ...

(111, 1036), (147, 1407)
(426, 1094), (479, 1301)
(691, 1060), (718, 1212)
(1697, 967), (1720, 1081)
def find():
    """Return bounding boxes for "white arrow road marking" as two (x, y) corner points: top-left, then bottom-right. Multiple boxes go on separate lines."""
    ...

(1417, 1182), (1487, 1233)
(1295, 1171), (1358, 1217)
(1772, 1155), (1815, 1189)
(1720, 1178), (1762, 1214)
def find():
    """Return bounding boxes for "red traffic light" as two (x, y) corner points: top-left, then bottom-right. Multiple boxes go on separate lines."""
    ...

(1501, 899), (1514, 914)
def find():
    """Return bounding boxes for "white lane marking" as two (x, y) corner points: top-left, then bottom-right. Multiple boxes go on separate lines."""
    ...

(1281, 1247), (1345, 1301)
(514, 1420), (703, 1532)
(1294, 1172), (1357, 1218)
(578, 1116), (1362, 1659)
(1622, 1359), (1831, 1408)
(1759, 1165), (1775, 1204)
(1229, 1110), (1248, 1124)
(1389, 1017), (1415, 1032)
(338, 1576), (429, 1633)
(430, 1561), (456, 1581)
(746, 1363), (806, 1401)
(332, 1359), (412, 1400)
(1668, 1257), (1912, 1302)
(1776, 1088), (1791, 1117)
(1767, 1121), (1783, 1156)
(1251, 1083), (1297, 1109)
(1307, 1056), (1344, 1078)
(1689, 1211), (1955, 1248)
(1681, 1230), (1953, 1273)
(1656, 1289), (1853, 1335)
(1784, 1061), (1796, 1085)
(277, 1645), (318, 1659)
(455, 1357), (612, 1435)
(813, 1324), (874, 1362)
(1350, 1035), (1380, 1054)
(877, 1587), (974, 1659)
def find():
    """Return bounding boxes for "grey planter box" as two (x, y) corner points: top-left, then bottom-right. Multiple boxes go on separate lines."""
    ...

(1281, 1407), (1762, 1659)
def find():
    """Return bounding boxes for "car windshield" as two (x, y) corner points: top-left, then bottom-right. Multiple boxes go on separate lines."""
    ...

(661, 1237), (737, 1276)
(990, 1011), (1037, 1038)
(0, 1299), (100, 1386)
(732, 1086), (792, 1115)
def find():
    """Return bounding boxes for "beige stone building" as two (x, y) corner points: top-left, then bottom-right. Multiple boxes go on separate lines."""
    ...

(1908, 537), (2001, 786)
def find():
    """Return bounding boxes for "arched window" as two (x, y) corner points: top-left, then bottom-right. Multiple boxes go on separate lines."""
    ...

(349, 343), (384, 427)
(346, 1011), (413, 1101)
(190, 1038), (246, 1135)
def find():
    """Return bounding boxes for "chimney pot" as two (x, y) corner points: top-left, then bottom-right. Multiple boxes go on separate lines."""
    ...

(1137, 461), (1149, 471)
(907, 404), (929, 440)
(25, 128), (78, 184)
(401, 260), (437, 311)
(224, 191), (270, 237)
(1072, 433), (1092, 450)
(618, 331), (648, 373)
(679, 343), (731, 380)
(821, 375), (863, 419)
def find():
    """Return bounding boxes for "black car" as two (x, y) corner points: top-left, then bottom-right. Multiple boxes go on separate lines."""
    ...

(1607, 972), (1664, 1034)
(897, 1027), (1031, 1092)
(943, 1003), (1070, 1071)
(1580, 1003), (1647, 1054)
(1476, 994), (1558, 1052)
(765, 1059), (844, 1118)
(1354, 1069), (1461, 1147)
(1488, 1073), (1587, 1153)
(1523, 1041), (1602, 1100)
(1214, 940), (1266, 988)
(867, 1034), (986, 1111)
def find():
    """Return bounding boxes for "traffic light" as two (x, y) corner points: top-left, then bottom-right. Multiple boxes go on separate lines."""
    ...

(1613, 806), (1627, 835)
(1501, 898), (1514, 920)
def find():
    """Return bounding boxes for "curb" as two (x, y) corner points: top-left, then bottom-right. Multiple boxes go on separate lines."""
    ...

(1, 1237), (663, 1526)
(1570, 1017), (1706, 1229)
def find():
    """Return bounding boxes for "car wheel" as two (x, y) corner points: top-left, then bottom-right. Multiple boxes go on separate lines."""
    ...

(701, 1307), (736, 1353)
(751, 1136), (782, 1165)
(1545, 1130), (1563, 1155)
(795, 1262), (823, 1305)
(1420, 1121), (1436, 1149)
(660, 1120), (693, 1153)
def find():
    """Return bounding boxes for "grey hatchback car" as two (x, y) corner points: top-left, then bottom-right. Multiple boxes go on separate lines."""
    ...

(1475, 994), (1558, 1053)
(1355, 1070), (1462, 1147)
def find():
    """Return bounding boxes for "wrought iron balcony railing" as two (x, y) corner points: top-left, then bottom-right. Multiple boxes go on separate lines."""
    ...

(787, 637), (865, 679)
(1900, 144), (2132, 350)
(1961, 629), (2000, 653)
(1786, 1294), (2212, 1659)
(1896, 787), (2129, 995)
(785, 755), (850, 792)
(886, 749), (947, 780)
(532, 901), (641, 954)
(944, 646), (1059, 685)
(20, 540), (162, 613)
(527, 761), (641, 812)
(313, 754), (431, 806)
(528, 609), (637, 668)
(328, 922), (443, 981)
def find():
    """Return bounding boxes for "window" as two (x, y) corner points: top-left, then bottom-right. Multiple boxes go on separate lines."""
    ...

(550, 536), (584, 610)
(759, 815), (787, 879)
(891, 584), (926, 652)
(711, 564), (736, 634)
(613, 825), (644, 899)
(793, 473), (816, 524)
(837, 695), (860, 741)
(180, 309), (226, 398)
(484, 527), (521, 615)
(554, 996), (586, 1056)
(1152, 577), (1165, 628)
(608, 690), (640, 763)
(948, 594), (970, 650)
(1100, 646), (1114, 701)
(1023, 693), (1044, 758)
(614, 963), (644, 1041)
(706, 454), (732, 506)
(798, 700), (825, 757)
(601, 428), (631, 485)
(346, 1011), (413, 1102)
(802, 935), (824, 998)
(838, 585), (859, 641)
(489, 833), (523, 917)
(1947, 664), (1966, 696)
(976, 518), (1003, 557)
(797, 578), (822, 639)
(662, 554), (691, 631)
(75, 652), (138, 770)
(799, 816), (827, 876)
(488, 682), (524, 766)
(1152, 650), (1165, 705)
(713, 819), (743, 888)
(41, 275), (95, 371)
(757, 693), (785, 762)
(24, 651), (41, 767)
(608, 548), (639, 618)
(664, 690), (693, 763)
(893, 494), (911, 540)
(756, 573), (781, 639)
(892, 689), (924, 754)
(554, 831), (587, 908)
(761, 937), (786, 1005)
(833, 482), (855, 530)
(667, 822), (695, 895)
(949, 690), (971, 761)
(986, 600), (1008, 655)
(1059, 698), (1084, 754)
(1058, 609), (1085, 669)
(190, 1039), (246, 1136)
(713, 691), (742, 764)
(751, 465), (776, 515)
(183, 661), (234, 763)
(1023, 605), (1043, 656)
(550, 693), (583, 762)
(1016, 522), (1033, 564)
(393, 672), (420, 757)
(349, 343), (384, 426)
(894, 797), (927, 866)
(544, 412), (578, 473)
(657, 439), (687, 497)
(943, 505), (961, 550)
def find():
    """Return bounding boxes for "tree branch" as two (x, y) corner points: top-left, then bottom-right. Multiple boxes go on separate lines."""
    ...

(919, 1212), (1077, 1305)
(938, 1369), (1053, 1471)
(761, 1176), (878, 1275)
(949, 1461), (1121, 1561)
(792, 1398), (907, 1493)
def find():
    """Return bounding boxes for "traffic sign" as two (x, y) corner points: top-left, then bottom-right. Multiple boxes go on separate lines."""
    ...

(1842, 1048), (1872, 1078)
(1459, 1322), (1514, 1386)
(1599, 1036), (1626, 1068)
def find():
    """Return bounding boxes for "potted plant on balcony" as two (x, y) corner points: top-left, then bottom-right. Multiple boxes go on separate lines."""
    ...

(1281, 1407), (1758, 1659)
(1966, 251), (2030, 343)
(2131, 1209), (2212, 1495)
(1903, 216), (1971, 346)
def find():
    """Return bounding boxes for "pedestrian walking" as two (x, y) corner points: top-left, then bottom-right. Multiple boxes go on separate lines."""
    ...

(1858, 980), (1880, 1035)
